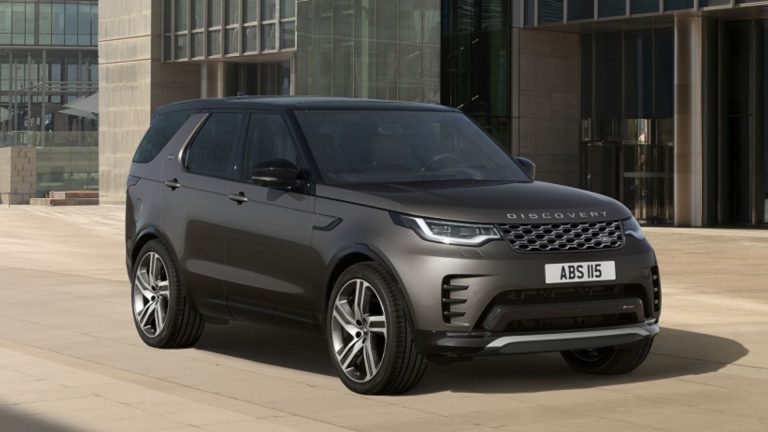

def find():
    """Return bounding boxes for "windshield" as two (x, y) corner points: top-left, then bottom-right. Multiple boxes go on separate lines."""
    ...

(294, 110), (530, 185)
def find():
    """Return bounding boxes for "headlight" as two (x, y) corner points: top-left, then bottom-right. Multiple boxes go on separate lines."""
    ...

(394, 215), (501, 246)
(622, 217), (645, 240)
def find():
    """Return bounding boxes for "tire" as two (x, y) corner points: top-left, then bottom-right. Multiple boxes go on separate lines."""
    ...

(561, 338), (654, 375)
(131, 240), (205, 349)
(326, 262), (427, 395)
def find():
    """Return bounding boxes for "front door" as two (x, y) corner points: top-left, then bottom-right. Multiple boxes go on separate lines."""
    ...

(224, 112), (316, 324)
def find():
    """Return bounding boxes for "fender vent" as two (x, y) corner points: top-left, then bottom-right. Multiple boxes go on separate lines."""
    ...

(651, 266), (662, 312)
(441, 280), (468, 323)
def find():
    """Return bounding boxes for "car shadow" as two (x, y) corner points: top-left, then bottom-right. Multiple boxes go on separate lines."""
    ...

(195, 324), (748, 394)
(0, 406), (83, 432)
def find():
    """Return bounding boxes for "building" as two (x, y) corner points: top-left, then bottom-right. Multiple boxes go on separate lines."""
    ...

(0, 0), (99, 204)
(99, 0), (768, 228)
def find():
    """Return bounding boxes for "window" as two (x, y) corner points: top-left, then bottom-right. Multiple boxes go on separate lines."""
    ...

(243, 113), (300, 180)
(186, 113), (243, 177)
(133, 111), (194, 164)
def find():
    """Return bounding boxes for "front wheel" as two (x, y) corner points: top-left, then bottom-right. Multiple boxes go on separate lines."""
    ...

(561, 338), (654, 375)
(326, 262), (427, 395)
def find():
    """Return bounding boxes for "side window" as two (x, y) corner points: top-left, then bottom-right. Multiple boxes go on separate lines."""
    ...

(133, 110), (192, 163)
(185, 113), (243, 178)
(242, 113), (300, 179)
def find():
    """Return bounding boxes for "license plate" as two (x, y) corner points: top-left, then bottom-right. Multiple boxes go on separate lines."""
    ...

(545, 261), (616, 284)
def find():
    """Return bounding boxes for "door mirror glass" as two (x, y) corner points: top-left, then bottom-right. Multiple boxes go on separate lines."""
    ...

(251, 159), (301, 189)
(515, 157), (536, 180)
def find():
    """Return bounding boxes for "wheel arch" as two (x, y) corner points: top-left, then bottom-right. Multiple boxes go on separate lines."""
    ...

(321, 244), (417, 332)
(130, 226), (179, 277)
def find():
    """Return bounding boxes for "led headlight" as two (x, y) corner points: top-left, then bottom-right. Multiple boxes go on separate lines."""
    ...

(622, 216), (645, 240)
(395, 215), (501, 246)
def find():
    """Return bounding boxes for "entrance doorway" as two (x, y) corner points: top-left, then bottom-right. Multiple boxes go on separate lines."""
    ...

(224, 61), (292, 97)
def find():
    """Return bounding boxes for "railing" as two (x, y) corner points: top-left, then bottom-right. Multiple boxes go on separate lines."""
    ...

(0, 132), (98, 148)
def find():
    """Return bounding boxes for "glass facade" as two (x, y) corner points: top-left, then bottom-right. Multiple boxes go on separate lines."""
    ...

(0, 0), (98, 197)
(163, 0), (297, 61)
(441, 0), (511, 148)
(581, 28), (675, 224)
(294, 0), (440, 103)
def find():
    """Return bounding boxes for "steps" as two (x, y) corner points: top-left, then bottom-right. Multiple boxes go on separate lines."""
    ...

(30, 191), (99, 206)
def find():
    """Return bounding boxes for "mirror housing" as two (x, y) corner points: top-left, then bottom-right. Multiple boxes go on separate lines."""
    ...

(515, 157), (536, 180)
(251, 160), (302, 189)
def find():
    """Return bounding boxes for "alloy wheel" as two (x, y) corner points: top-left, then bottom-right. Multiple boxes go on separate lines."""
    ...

(330, 278), (388, 383)
(133, 252), (170, 337)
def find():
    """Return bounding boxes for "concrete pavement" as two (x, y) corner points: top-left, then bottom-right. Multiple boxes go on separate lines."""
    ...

(0, 206), (766, 431)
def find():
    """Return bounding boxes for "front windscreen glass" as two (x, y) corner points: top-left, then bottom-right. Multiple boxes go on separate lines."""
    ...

(294, 110), (530, 185)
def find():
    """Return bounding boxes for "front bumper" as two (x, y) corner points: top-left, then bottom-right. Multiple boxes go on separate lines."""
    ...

(414, 321), (659, 356)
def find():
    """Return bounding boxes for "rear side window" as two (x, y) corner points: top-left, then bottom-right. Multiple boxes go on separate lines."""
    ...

(133, 110), (193, 163)
(185, 113), (243, 178)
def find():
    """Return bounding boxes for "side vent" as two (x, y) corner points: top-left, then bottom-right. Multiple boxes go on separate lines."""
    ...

(442, 278), (468, 323)
(651, 266), (661, 312)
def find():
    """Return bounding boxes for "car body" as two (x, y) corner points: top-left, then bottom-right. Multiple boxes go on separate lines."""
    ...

(126, 97), (661, 394)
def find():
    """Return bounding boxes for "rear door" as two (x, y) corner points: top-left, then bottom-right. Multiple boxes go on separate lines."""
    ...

(224, 111), (317, 324)
(161, 111), (245, 319)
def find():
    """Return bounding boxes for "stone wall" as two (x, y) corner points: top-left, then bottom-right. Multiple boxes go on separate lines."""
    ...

(99, 0), (200, 205)
(515, 29), (581, 187)
(0, 147), (37, 205)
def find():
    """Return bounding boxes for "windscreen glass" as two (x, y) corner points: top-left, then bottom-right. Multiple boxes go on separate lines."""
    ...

(294, 110), (529, 185)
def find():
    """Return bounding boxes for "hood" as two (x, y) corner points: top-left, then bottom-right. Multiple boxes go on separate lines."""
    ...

(316, 181), (632, 224)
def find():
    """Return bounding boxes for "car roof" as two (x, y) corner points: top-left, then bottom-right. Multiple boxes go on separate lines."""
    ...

(155, 96), (460, 115)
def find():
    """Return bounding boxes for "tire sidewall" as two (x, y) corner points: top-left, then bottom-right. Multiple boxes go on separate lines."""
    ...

(326, 263), (404, 394)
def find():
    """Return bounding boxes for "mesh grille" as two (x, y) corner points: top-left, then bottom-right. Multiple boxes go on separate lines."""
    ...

(498, 220), (624, 252)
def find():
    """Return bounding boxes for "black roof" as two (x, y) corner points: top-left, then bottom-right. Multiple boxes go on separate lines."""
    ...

(155, 96), (459, 115)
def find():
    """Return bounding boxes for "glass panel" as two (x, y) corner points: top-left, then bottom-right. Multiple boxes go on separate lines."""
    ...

(699, 0), (730, 7)
(762, 21), (768, 223)
(624, 30), (653, 118)
(192, 32), (205, 57)
(175, 0), (187, 32)
(53, 4), (65, 35)
(78, 4), (90, 35)
(581, 34), (593, 129)
(243, 114), (300, 177)
(630, 0), (659, 14)
(595, 32), (622, 140)
(281, 0), (296, 18)
(280, 21), (295, 49)
(175, 34), (188, 59)
(186, 113), (243, 179)
(225, 27), (239, 54)
(525, 0), (535, 26)
(664, 0), (693, 10)
(569, 1), (594, 21)
(210, 0), (222, 27)
(261, 23), (275, 51)
(225, 0), (239, 25)
(192, 0), (205, 29)
(598, 0), (626, 18)
(244, 25), (258, 52)
(655, 28), (674, 119)
(164, 35), (173, 60)
(244, 0), (258, 23)
(538, 0), (564, 24)
(208, 30), (221, 55)
(164, 0), (172, 32)
(262, 0), (277, 21)
(134, 111), (194, 163)
(0, 4), (10, 34)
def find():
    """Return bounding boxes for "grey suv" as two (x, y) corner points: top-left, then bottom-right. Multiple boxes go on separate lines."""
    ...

(126, 97), (661, 395)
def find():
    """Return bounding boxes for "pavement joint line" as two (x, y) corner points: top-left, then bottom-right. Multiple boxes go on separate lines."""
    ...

(0, 262), (126, 285)
(651, 352), (768, 371)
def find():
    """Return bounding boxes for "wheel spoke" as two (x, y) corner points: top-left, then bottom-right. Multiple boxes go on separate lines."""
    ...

(156, 280), (170, 296)
(332, 302), (358, 336)
(362, 340), (378, 380)
(353, 281), (371, 322)
(148, 253), (157, 286)
(338, 338), (364, 370)
(135, 271), (153, 299)
(154, 300), (165, 332)
(138, 301), (156, 328)
(367, 315), (386, 337)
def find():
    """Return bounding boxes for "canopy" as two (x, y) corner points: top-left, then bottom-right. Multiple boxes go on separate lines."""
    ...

(61, 93), (99, 119)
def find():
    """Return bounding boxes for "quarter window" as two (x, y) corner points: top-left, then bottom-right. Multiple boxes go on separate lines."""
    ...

(186, 113), (243, 178)
(242, 113), (300, 179)
(133, 110), (193, 164)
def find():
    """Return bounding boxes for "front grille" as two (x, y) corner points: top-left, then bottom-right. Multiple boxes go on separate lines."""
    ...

(498, 220), (624, 252)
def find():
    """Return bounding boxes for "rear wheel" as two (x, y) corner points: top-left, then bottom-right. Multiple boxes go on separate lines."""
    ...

(561, 338), (654, 375)
(326, 262), (427, 395)
(132, 240), (205, 348)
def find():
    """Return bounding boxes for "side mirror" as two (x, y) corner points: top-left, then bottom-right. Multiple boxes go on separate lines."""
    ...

(515, 157), (536, 180)
(251, 159), (301, 189)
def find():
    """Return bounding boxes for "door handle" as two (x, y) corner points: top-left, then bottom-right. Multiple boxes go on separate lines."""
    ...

(228, 192), (249, 205)
(164, 178), (181, 190)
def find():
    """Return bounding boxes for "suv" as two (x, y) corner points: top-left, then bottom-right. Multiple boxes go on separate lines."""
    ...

(126, 97), (661, 395)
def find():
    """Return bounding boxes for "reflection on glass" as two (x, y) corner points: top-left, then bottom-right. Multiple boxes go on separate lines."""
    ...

(538, 0), (564, 23)
(280, 21), (295, 49)
(262, 0), (276, 21)
(261, 23), (275, 51)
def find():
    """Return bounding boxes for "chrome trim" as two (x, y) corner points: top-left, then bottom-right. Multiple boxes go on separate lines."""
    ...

(484, 324), (660, 349)
(176, 113), (210, 167)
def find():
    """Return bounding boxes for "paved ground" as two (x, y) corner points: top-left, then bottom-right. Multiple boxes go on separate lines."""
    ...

(0, 206), (766, 432)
